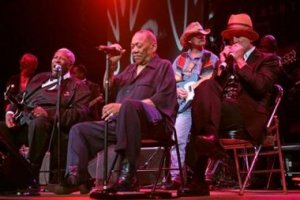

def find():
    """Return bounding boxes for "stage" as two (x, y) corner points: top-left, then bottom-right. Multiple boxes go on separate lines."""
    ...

(0, 189), (300, 200)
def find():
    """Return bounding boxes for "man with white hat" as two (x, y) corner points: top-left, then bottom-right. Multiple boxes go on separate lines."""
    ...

(167, 21), (219, 190)
(184, 13), (281, 196)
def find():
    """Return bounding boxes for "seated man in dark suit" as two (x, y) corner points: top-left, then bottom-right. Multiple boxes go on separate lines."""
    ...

(185, 13), (281, 196)
(70, 64), (103, 120)
(0, 48), (91, 195)
(53, 29), (177, 194)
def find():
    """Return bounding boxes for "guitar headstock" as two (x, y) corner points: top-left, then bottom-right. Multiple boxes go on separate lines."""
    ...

(281, 50), (297, 66)
(4, 84), (15, 100)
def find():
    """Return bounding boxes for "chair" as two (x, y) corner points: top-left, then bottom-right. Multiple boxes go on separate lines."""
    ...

(219, 84), (287, 195)
(103, 126), (185, 195)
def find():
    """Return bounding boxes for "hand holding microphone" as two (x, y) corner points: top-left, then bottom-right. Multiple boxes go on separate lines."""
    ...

(219, 45), (234, 70)
(220, 45), (232, 62)
(96, 44), (126, 56)
(221, 43), (244, 61)
(97, 44), (126, 68)
(220, 43), (247, 71)
(229, 43), (247, 69)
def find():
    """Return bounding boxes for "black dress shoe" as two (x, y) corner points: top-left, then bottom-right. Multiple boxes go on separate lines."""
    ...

(53, 175), (92, 195)
(53, 183), (91, 195)
(114, 158), (139, 192)
(164, 180), (181, 190)
(21, 185), (40, 196)
(53, 183), (79, 195)
(181, 181), (210, 196)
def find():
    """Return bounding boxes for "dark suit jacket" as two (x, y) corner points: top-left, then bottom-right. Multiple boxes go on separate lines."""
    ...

(236, 49), (281, 143)
(85, 80), (103, 120)
(7, 72), (91, 131)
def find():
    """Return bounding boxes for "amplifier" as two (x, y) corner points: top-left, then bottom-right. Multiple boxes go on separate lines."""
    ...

(88, 146), (165, 186)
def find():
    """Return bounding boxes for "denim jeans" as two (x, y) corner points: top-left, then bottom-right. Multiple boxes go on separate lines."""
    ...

(170, 108), (191, 180)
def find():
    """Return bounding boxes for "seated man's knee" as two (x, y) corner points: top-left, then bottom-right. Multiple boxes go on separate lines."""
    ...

(69, 122), (85, 138)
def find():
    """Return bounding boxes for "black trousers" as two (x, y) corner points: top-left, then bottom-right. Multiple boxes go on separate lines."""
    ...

(0, 117), (52, 178)
(186, 79), (246, 178)
(66, 99), (170, 177)
(191, 79), (245, 138)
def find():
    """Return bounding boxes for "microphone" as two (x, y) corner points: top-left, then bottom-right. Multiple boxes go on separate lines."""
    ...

(226, 53), (234, 63)
(96, 45), (122, 55)
(220, 53), (234, 69)
(54, 64), (62, 71)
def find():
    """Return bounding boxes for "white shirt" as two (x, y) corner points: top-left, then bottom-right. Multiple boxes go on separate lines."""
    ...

(41, 72), (71, 89)
(244, 46), (256, 61)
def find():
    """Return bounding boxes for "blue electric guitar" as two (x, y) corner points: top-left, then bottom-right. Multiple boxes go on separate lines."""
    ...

(177, 66), (214, 113)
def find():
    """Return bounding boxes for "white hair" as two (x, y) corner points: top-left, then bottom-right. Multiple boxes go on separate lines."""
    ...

(56, 48), (75, 64)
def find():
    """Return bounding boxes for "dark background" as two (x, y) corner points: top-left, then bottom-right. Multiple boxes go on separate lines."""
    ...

(0, 0), (299, 119)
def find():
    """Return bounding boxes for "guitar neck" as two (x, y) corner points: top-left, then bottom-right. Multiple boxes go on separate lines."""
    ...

(88, 95), (104, 108)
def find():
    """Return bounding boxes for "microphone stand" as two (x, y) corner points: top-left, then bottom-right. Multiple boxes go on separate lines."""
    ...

(102, 55), (110, 190)
(92, 54), (111, 195)
(56, 69), (63, 183)
(47, 69), (63, 183)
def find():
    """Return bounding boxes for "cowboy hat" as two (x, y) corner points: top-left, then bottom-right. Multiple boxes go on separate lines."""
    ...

(180, 21), (210, 49)
(221, 13), (259, 41)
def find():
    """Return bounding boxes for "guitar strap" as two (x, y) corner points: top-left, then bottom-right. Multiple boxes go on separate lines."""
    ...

(176, 52), (188, 70)
(176, 51), (212, 78)
(176, 52), (198, 78)
(177, 52), (211, 70)
(175, 52), (189, 82)
(199, 52), (212, 75)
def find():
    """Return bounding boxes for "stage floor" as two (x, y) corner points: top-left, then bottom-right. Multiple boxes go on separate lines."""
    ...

(0, 189), (300, 200)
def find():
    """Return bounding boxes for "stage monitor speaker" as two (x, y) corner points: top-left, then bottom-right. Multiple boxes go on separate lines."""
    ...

(88, 144), (119, 184)
(0, 134), (34, 192)
(136, 147), (165, 186)
(88, 146), (164, 186)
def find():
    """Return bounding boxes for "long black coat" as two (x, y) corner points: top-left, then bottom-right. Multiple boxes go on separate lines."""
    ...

(235, 49), (281, 143)
(191, 49), (281, 144)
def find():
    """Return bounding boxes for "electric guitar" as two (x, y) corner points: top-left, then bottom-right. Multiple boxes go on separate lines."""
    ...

(177, 66), (214, 113)
(88, 94), (104, 108)
(4, 84), (24, 122)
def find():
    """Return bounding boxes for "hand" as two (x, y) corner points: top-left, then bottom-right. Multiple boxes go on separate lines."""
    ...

(229, 43), (244, 60)
(5, 112), (16, 128)
(31, 106), (48, 118)
(229, 43), (247, 69)
(108, 44), (126, 66)
(177, 88), (188, 99)
(220, 45), (231, 62)
(102, 103), (121, 121)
